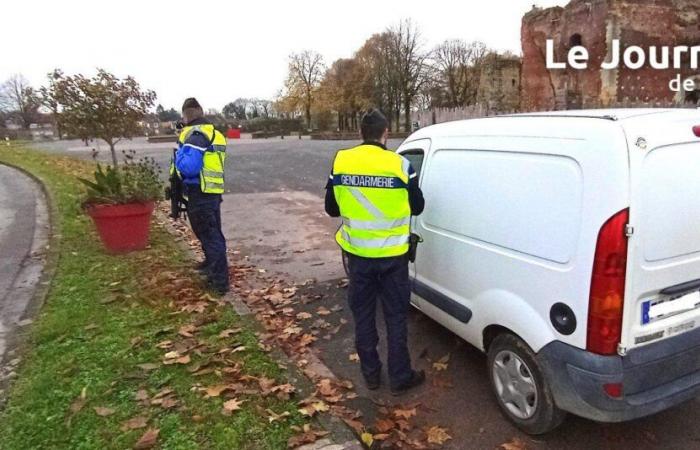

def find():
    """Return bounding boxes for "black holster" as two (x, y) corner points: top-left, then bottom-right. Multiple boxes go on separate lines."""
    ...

(408, 233), (422, 263)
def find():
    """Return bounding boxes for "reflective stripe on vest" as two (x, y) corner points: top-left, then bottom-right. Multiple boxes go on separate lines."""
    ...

(342, 216), (411, 230)
(332, 144), (411, 258)
(177, 124), (227, 194)
(340, 228), (409, 248)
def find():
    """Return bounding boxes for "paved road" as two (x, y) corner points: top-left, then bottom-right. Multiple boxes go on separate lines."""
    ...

(35, 137), (700, 448)
(0, 164), (49, 393)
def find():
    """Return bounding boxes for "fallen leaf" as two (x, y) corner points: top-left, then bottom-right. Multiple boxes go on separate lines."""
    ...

(426, 426), (452, 445)
(133, 428), (160, 449)
(121, 416), (148, 431)
(317, 379), (337, 397)
(163, 354), (191, 365)
(316, 306), (331, 316)
(222, 398), (244, 415)
(218, 328), (241, 338)
(432, 353), (450, 372)
(178, 324), (197, 338)
(375, 418), (395, 433)
(393, 407), (417, 420)
(500, 437), (528, 450)
(266, 408), (291, 423)
(361, 432), (374, 447)
(205, 385), (230, 398)
(159, 397), (178, 409)
(296, 312), (313, 320)
(69, 397), (86, 415)
(342, 418), (365, 434)
(94, 407), (115, 417)
(283, 326), (302, 335)
(68, 387), (88, 415)
(349, 353), (360, 362)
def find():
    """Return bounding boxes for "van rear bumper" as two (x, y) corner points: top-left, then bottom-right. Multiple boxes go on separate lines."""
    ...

(537, 326), (700, 422)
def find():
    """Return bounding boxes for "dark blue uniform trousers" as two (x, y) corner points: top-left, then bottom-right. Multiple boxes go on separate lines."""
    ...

(186, 187), (229, 290)
(346, 252), (413, 388)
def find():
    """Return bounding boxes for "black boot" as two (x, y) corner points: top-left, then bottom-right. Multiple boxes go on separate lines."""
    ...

(390, 370), (425, 396)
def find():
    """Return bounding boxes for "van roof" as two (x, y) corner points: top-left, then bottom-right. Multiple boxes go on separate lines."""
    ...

(407, 108), (700, 142)
(504, 108), (682, 121)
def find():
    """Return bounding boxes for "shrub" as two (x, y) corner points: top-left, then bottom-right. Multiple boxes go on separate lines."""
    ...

(78, 152), (163, 205)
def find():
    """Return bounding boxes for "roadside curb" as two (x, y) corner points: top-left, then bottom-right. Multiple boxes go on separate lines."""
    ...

(156, 210), (362, 449)
(0, 161), (61, 409)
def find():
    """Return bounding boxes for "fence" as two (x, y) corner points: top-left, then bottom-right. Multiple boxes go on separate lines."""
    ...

(410, 101), (698, 129)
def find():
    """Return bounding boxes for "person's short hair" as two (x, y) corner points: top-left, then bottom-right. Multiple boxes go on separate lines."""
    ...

(360, 109), (389, 142)
(182, 97), (203, 123)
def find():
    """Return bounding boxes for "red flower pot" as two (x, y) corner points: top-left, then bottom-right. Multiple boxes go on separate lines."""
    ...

(86, 202), (155, 254)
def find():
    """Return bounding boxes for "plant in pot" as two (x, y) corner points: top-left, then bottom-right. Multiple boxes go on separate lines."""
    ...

(79, 154), (163, 254)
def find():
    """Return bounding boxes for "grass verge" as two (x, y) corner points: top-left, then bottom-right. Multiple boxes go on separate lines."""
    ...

(0, 146), (307, 449)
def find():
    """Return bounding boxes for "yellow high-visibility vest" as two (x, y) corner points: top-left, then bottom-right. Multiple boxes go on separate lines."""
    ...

(176, 124), (227, 194)
(332, 144), (411, 258)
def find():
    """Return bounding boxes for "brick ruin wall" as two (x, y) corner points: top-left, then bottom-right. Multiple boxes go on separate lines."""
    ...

(521, 0), (700, 111)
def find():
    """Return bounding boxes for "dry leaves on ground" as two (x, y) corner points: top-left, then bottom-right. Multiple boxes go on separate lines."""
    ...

(121, 416), (148, 432)
(501, 437), (528, 450)
(432, 354), (450, 372)
(93, 407), (115, 417)
(425, 426), (452, 445)
(133, 428), (159, 449)
(222, 398), (245, 416)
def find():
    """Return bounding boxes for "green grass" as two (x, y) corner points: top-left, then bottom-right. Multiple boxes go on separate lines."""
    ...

(0, 146), (306, 449)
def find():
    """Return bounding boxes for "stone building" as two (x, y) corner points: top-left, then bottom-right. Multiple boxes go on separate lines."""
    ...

(521, 0), (700, 111)
(477, 53), (522, 112)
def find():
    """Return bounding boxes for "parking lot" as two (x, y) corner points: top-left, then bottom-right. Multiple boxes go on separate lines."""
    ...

(36, 136), (700, 449)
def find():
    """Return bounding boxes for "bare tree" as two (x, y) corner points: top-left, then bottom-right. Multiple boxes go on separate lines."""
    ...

(284, 50), (325, 129)
(432, 39), (488, 107)
(388, 20), (430, 132)
(0, 74), (40, 129)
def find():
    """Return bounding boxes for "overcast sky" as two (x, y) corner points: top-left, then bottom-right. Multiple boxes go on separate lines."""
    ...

(1, 0), (567, 110)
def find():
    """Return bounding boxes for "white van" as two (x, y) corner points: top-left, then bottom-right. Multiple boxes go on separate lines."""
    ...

(396, 109), (700, 434)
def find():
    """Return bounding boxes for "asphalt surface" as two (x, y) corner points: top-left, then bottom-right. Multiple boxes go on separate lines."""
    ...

(0, 164), (49, 394)
(35, 137), (700, 449)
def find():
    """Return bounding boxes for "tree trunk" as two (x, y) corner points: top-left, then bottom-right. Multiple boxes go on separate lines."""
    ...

(109, 141), (118, 167)
(305, 103), (312, 131)
(404, 100), (411, 133)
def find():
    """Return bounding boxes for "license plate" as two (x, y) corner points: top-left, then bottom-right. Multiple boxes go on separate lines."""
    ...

(642, 290), (700, 325)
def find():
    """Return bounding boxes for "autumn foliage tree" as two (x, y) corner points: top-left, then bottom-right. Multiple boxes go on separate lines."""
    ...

(45, 69), (156, 166)
(278, 20), (507, 133)
(281, 51), (325, 130)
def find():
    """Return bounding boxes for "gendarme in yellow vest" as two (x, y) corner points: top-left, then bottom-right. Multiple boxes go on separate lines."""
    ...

(332, 144), (411, 258)
(176, 124), (227, 194)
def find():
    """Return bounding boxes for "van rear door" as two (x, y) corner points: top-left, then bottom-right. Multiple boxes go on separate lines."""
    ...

(622, 122), (700, 352)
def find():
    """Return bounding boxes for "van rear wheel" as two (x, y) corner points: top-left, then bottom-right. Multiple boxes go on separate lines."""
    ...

(487, 333), (566, 434)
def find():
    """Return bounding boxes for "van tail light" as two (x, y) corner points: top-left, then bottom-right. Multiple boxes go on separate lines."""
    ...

(587, 209), (630, 355)
(693, 126), (700, 137)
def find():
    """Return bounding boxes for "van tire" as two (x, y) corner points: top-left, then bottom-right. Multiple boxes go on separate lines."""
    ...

(487, 333), (566, 434)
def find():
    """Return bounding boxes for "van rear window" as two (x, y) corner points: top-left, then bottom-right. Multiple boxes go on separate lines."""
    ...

(421, 149), (583, 264)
